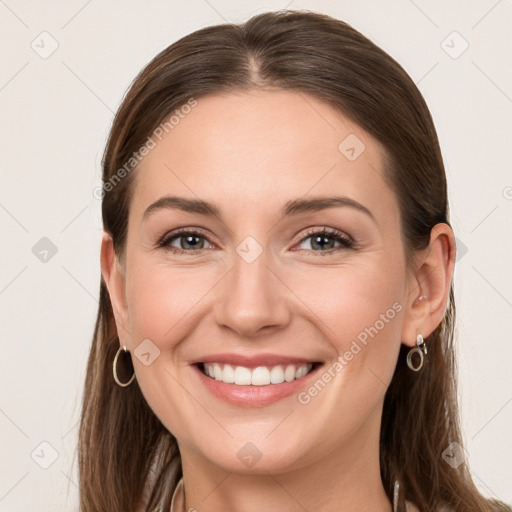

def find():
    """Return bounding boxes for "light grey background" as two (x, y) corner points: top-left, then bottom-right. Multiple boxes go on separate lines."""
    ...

(0, 1), (511, 510)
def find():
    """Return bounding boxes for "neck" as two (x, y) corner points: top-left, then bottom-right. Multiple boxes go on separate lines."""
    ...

(177, 408), (392, 512)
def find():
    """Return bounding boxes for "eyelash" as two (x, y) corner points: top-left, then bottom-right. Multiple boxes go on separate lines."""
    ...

(157, 227), (356, 256)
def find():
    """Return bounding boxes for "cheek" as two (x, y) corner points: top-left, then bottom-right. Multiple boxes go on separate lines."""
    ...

(120, 245), (407, 467)
(285, 256), (406, 397)
(125, 247), (406, 360)
(287, 259), (405, 347)
(125, 260), (210, 343)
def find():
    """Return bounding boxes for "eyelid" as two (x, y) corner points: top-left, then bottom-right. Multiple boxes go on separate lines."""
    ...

(295, 226), (353, 242)
(157, 225), (356, 254)
(292, 226), (356, 251)
(157, 226), (217, 249)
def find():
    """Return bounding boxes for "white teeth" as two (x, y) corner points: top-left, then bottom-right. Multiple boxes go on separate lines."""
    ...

(234, 366), (252, 385)
(284, 365), (296, 382)
(223, 364), (235, 383)
(296, 365), (308, 379)
(202, 362), (313, 386)
(213, 364), (223, 381)
(251, 367), (270, 386)
(270, 365), (285, 384)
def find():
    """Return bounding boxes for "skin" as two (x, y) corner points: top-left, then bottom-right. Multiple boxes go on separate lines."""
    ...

(101, 89), (455, 512)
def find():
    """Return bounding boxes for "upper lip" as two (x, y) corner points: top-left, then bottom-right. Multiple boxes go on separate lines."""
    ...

(189, 353), (321, 368)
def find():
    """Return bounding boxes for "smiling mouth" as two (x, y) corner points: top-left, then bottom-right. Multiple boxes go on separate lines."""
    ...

(197, 362), (320, 386)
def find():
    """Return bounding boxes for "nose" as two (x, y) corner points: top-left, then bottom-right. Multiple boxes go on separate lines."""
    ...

(213, 245), (291, 339)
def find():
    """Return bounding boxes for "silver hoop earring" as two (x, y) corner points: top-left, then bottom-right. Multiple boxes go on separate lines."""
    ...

(113, 345), (136, 387)
(406, 333), (427, 372)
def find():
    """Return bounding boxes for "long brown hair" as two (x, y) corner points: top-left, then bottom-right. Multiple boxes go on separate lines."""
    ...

(78, 10), (509, 511)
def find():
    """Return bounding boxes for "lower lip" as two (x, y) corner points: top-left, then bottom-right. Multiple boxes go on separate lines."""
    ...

(193, 364), (322, 407)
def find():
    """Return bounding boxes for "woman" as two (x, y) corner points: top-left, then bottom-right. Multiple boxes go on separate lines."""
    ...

(78, 10), (510, 512)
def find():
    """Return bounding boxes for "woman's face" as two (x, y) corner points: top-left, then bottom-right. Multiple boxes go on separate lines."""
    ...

(110, 90), (418, 474)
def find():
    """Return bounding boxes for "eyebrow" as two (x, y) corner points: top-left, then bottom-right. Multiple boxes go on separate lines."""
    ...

(143, 195), (375, 223)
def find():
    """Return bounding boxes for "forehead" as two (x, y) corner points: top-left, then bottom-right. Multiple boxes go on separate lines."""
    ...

(131, 89), (398, 226)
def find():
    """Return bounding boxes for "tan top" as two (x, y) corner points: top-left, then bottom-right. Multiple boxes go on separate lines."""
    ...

(169, 478), (421, 511)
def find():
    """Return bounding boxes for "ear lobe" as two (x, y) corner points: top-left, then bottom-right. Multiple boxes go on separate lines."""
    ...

(100, 232), (129, 337)
(401, 223), (456, 347)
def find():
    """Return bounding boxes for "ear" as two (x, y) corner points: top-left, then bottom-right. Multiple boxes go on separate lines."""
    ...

(401, 223), (456, 347)
(100, 232), (130, 341)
